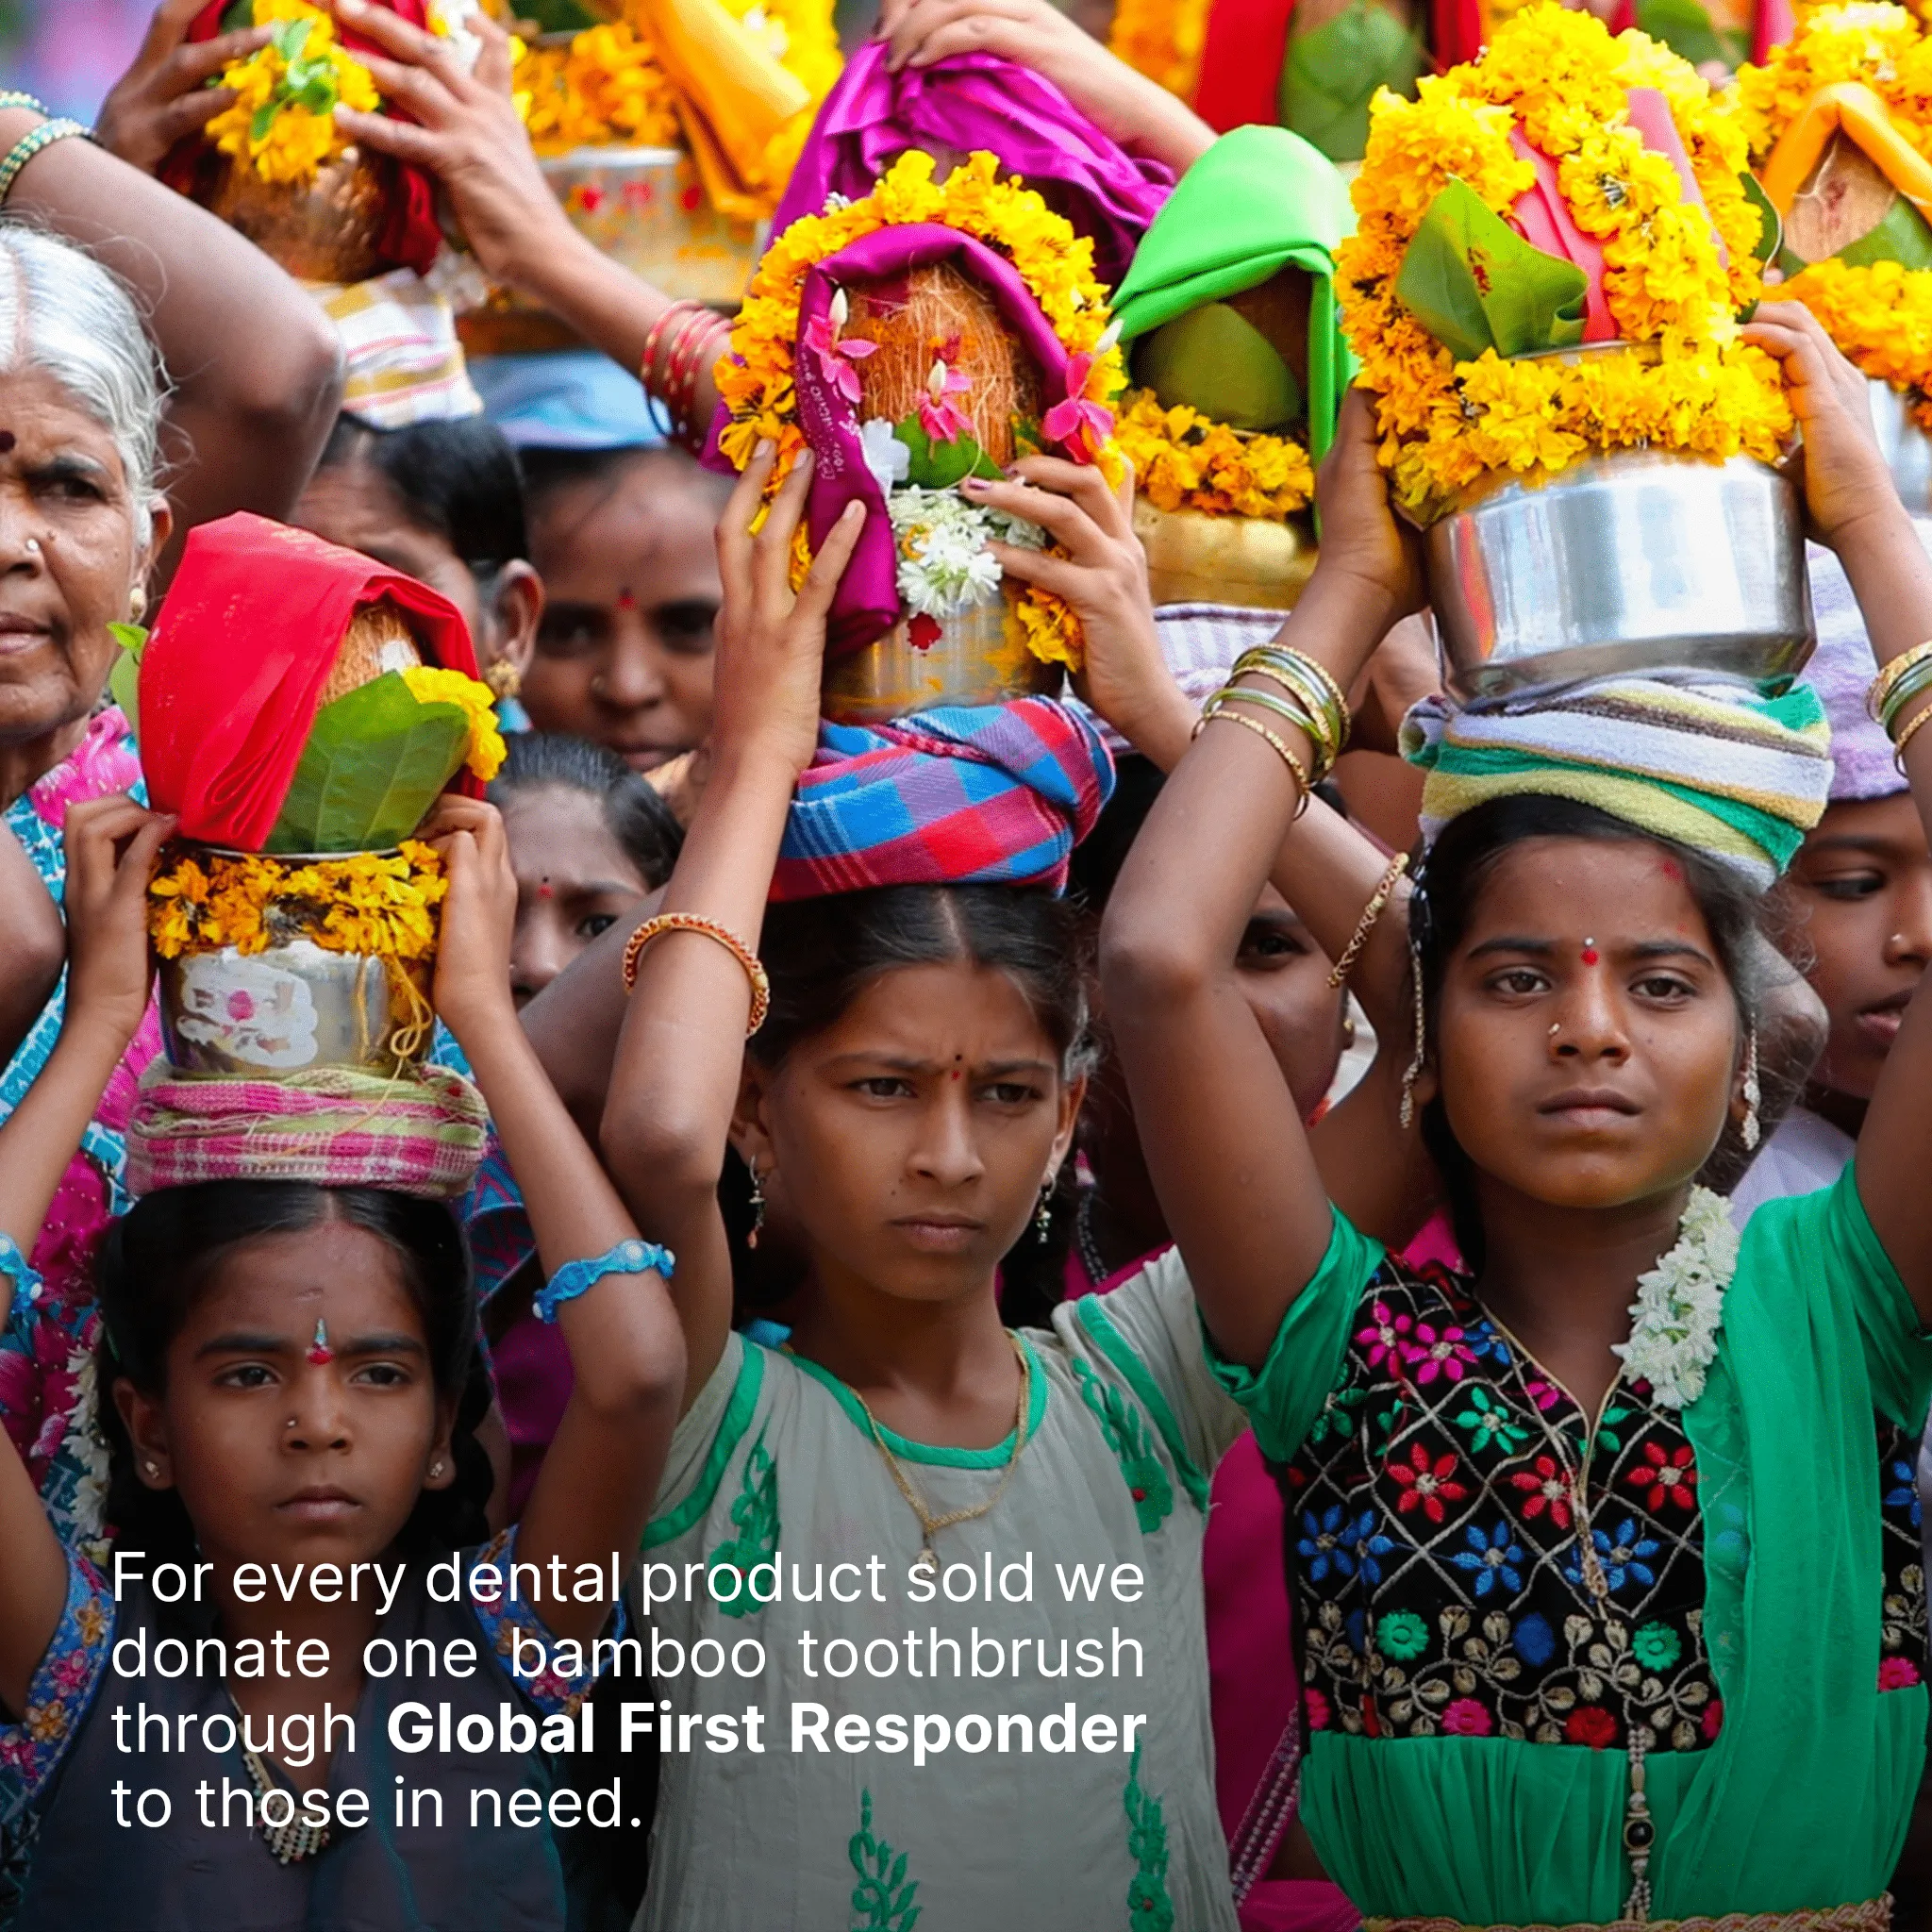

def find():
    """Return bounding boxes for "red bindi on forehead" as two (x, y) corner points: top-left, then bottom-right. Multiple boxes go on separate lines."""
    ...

(1659, 858), (1682, 883)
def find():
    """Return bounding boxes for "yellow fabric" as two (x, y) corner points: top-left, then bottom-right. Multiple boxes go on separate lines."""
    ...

(1762, 81), (1932, 226)
(631, 0), (809, 222)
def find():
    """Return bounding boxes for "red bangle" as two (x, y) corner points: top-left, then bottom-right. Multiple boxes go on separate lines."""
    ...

(621, 912), (771, 1034)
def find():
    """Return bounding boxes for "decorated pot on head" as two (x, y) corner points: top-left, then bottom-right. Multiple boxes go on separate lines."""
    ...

(712, 148), (1128, 723)
(460, 0), (837, 357)
(133, 514), (504, 1082)
(1735, 2), (1932, 515)
(1108, 125), (1353, 614)
(1340, 3), (1809, 699)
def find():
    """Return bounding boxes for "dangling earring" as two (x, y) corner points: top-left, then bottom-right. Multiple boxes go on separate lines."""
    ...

(484, 658), (523, 701)
(1035, 1175), (1056, 1242)
(1740, 1028), (1761, 1152)
(128, 584), (147, 623)
(746, 1164), (766, 1249)
(1399, 937), (1427, 1132)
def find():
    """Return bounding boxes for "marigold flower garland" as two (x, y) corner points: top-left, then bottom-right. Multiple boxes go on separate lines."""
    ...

(715, 149), (1128, 670)
(1338, 4), (1790, 522)
(1735, 4), (1932, 428)
(1113, 391), (1316, 521)
(1107, 0), (1210, 103)
(149, 844), (446, 965)
(398, 665), (508, 782)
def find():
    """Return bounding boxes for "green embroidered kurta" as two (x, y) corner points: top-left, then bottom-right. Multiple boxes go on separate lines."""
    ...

(1211, 1163), (1932, 1922)
(635, 1260), (1247, 1931)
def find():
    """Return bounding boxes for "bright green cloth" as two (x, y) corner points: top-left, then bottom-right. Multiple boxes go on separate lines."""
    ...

(1111, 125), (1357, 461)
(1212, 1164), (1932, 1920)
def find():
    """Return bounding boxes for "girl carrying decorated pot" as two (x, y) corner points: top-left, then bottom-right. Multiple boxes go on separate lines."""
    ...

(1099, 280), (1932, 1920)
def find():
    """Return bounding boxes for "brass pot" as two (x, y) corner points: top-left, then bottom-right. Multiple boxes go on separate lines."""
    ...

(1133, 502), (1318, 612)
(822, 583), (1061, 724)
(205, 149), (389, 285)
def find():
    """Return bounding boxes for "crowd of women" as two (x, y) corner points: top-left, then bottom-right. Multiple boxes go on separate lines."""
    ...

(0, 0), (1925, 1927)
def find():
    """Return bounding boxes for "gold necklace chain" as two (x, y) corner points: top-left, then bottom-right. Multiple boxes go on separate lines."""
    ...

(851, 1335), (1034, 1574)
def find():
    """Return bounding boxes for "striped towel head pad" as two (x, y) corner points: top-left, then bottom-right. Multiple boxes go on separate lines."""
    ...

(1399, 673), (1834, 891)
(312, 266), (483, 431)
(125, 1063), (489, 1201)
(771, 697), (1116, 902)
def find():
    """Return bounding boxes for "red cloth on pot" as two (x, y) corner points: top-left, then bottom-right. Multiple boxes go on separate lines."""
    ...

(140, 512), (481, 850)
(160, 0), (441, 278)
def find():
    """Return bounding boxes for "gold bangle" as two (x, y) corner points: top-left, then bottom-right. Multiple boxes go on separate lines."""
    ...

(1868, 639), (1932, 726)
(1326, 851), (1409, 989)
(1197, 705), (1310, 814)
(1240, 645), (1352, 743)
(1208, 682), (1335, 782)
(622, 912), (771, 1035)
(1231, 656), (1343, 758)
(1894, 698), (1932, 772)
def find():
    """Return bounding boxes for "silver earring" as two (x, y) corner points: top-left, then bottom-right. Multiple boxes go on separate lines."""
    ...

(430, 1458), (445, 1480)
(1035, 1177), (1055, 1242)
(128, 584), (147, 622)
(746, 1164), (765, 1250)
(1740, 1028), (1761, 1153)
(142, 1458), (159, 1479)
(1400, 938), (1426, 1131)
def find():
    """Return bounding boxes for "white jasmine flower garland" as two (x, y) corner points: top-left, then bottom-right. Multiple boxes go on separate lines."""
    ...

(886, 486), (1044, 621)
(1608, 1184), (1735, 1407)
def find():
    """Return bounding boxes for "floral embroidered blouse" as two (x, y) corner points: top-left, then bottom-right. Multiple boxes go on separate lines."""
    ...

(0, 708), (160, 1549)
(1212, 1165), (1932, 1924)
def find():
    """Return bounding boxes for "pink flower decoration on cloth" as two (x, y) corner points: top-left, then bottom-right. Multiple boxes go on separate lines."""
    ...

(1442, 1698), (1492, 1737)
(1041, 350), (1113, 463)
(1880, 1657), (1922, 1691)
(918, 358), (974, 443)
(805, 312), (876, 407)
(1304, 1687), (1331, 1732)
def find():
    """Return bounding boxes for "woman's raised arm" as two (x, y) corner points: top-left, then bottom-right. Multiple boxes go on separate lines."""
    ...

(1099, 391), (1425, 1368)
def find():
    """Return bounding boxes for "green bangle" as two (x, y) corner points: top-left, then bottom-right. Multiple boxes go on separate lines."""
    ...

(0, 93), (48, 117)
(1880, 657), (1932, 735)
(1233, 646), (1350, 759)
(1209, 681), (1335, 781)
(0, 119), (89, 204)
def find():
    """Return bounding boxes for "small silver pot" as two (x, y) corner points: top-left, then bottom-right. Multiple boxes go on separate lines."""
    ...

(822, 584), (1061, 724)
(1870, 378), (1932, 516)
(159, 941), (431, 1078)
(1426, 449), (1813, 700)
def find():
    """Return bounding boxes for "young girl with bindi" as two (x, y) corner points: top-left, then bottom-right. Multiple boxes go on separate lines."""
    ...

(600, 443), (1269, 1928)
(0, 794), (684, 1928)
(1100, 307), (1932, 1922)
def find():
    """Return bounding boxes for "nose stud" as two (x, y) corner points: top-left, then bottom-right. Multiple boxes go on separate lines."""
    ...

(23, 537), (39, 555)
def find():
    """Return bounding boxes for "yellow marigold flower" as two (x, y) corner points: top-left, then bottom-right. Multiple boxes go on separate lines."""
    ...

(207, 1), (379, 187)
(1113, 391), (1315, 521)
(401, 665), (508, 783)
(149, 847), (448, 965)
(1108, 0), (1208, 102)
(1785, 258), (1932, 429)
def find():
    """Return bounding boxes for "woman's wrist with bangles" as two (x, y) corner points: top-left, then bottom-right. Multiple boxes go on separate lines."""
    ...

(641, 299), (732, 455)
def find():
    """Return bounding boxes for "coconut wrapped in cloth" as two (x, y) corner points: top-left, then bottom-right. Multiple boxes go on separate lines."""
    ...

(1108, 126), (1352, 613)
(1735, 3), (1932, 511)
(715, 149), (1129, 723)
(134, 512), (502, 1080)
(1341, 5), (1812, 696)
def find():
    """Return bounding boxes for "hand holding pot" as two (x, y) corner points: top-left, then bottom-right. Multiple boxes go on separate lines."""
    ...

(61, 794), (174, 1053)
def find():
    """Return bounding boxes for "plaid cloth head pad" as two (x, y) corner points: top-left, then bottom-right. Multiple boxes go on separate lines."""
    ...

(125, 1063), (489, 1201)
(771, 697), (1116, 901)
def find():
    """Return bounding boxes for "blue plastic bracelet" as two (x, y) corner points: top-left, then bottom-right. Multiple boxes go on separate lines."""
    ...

(534, 1237), (675, 1324)
(0, 1231), (43, 1322)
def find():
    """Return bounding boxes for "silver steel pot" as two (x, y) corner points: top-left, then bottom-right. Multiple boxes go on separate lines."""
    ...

(1870, 378), (1932, 516)
(1426, 449), (1813, 700)
(159, 940), (430, 1078)
(823, 583), (1061, 724)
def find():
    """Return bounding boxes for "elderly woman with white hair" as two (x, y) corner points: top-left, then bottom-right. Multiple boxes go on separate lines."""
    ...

(0, 99), (342, 1547)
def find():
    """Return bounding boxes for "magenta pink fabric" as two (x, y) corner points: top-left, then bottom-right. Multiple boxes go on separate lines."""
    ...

(491, 1300), (574, 1521)
(768, 42), (1171, 291)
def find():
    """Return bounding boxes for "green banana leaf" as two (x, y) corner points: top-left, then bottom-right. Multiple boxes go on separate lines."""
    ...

(1135, 302), (1305, 432)
(1739, 173), (1781, 266)
(1396, 178), (1590, 363)
(1279, 2), (1425, 166)
(108, 622), (145, 739)
(894, 417), (1003, 490)
(267, 672), (471, 855)
(1838, 192), (1932, 273)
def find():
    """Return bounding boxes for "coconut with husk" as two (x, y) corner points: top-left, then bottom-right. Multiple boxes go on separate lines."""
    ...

(1780, 133), (1932, 273)
(204, 146), (391, 286)
(820, 260), (1063, 724)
